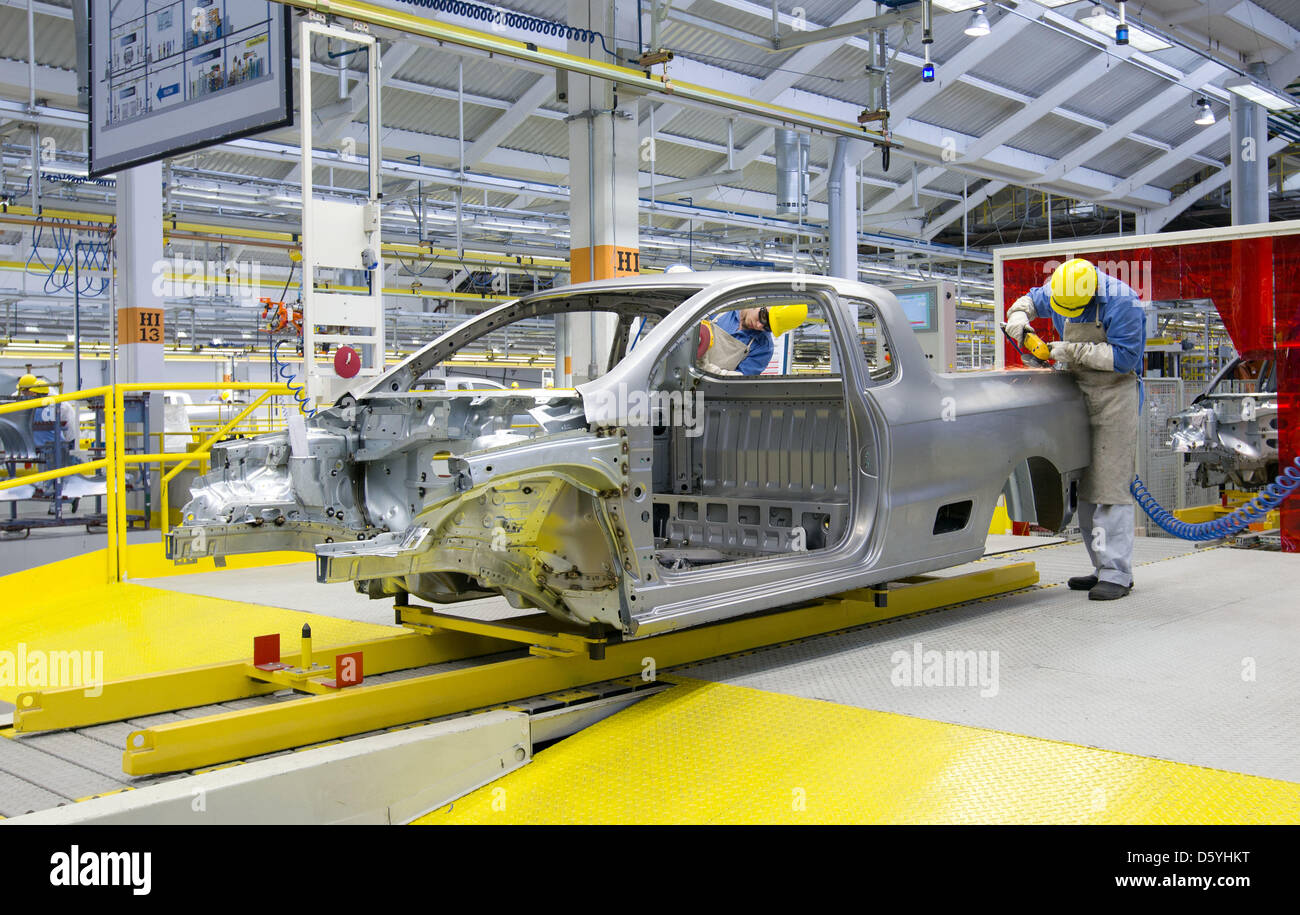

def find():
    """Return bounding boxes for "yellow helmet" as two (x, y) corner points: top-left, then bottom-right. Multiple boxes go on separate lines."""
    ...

(15, 374), (48, 396)
(1048, 258), (1097, 317)
(767, 303), (808, 337)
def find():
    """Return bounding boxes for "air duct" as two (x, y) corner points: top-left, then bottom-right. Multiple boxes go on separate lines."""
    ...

(775, 129), (810, 214)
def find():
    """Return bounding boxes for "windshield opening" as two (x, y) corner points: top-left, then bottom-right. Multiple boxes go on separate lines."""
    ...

(357, 288), (699, 396)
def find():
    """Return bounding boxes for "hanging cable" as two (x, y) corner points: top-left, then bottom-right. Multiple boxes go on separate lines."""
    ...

(272, 338), (317, 418)
(1131, 457), (1300, 541)
(397, 0), (617, 59)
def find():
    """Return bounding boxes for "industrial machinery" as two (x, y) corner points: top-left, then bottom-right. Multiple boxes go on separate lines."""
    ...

(297, 19), (385, 406)
(1168, 357), (1278, 490)
(168, 272), (1089, 639)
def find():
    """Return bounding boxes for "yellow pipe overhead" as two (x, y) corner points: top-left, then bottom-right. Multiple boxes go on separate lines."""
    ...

(277, 0), (893, 145)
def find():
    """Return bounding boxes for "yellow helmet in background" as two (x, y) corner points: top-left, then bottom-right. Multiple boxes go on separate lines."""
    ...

(767, 303), (808, 337)
(1048, 258), (1097, 317)
(15, 374), (48, 396)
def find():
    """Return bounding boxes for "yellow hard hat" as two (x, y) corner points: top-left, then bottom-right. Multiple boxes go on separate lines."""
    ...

(1048, 258), (1097, 317)
(16, 374), (48, 395)
(767, 303), (808, 337)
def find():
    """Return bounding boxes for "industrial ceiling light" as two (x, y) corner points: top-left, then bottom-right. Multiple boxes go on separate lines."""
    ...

(1194, 97), (1215, 126)
(1076, 5), (1172, 52)
(1223, 76), (1298, 111)
(930, 0), (982, 11)
(921, 0), (936, 82)
(964, 8), (990, 37)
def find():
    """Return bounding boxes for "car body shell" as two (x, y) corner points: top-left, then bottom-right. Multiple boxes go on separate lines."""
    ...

(168, 272), (1090, 638)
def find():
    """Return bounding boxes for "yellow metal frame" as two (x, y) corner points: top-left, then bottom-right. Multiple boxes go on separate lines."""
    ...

(11, 562), (1037, 775)
(13, 628), (510, 732)
(1174, 493), (1280, 530)
(0, 382), (291, 582)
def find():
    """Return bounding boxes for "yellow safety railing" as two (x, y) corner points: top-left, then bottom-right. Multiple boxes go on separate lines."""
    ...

(157, 387), (283, 542)
(0, 382), (292, 583)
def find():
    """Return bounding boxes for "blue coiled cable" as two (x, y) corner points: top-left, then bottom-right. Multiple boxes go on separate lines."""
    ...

(398, 0), (617, 59)
(272, 339), (317, 418)
(1131, 455), (1300, 541)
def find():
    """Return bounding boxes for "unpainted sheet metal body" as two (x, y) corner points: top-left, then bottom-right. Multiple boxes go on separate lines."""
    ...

(168, 273), (1089, 638)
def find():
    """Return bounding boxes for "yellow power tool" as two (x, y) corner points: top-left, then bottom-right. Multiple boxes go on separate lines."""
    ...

(1000, 323), (1053, 367)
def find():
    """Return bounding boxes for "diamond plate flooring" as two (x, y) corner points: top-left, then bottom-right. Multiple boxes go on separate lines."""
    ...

(680, 541), (1300, 782)
(416, 677), (1300, 825)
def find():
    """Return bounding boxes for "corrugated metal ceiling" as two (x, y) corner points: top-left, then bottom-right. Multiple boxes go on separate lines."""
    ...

(6, 0), (1291, 236)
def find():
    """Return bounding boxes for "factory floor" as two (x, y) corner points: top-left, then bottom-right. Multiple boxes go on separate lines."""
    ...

(1, 535), (1297, 823)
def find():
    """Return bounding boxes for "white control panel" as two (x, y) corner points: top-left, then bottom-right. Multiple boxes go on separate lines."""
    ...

(886, 281), (958, 373)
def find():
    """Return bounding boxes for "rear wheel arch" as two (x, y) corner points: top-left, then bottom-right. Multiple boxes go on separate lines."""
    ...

(1003, 456), (1076, 533)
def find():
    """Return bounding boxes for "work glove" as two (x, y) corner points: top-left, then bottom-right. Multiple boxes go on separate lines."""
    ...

(1049, 340), (1115, 372)
(1004, 296), (1035, 344)
(702, 362), (742, 377)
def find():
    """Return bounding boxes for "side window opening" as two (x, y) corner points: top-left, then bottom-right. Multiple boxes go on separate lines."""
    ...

(650, 292), (854, 572)
(848, 298), (897, 384)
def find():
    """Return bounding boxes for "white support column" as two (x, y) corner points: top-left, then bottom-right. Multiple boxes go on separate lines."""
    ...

(1146, 135), (1290, 231)
(114, 160), (165, 525)
(566, 0), (639, 384)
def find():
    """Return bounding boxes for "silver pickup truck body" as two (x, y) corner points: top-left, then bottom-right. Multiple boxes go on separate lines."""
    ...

(167, 273), (1089, 638)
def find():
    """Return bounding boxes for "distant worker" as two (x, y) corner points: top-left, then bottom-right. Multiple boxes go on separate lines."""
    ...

(703, 303), (808, 376)
(16, 374), (77, 465)
(1005, 258), (1147, 601)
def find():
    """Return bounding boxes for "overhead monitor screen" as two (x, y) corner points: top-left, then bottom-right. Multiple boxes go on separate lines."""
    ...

(89, 0), (292, 177)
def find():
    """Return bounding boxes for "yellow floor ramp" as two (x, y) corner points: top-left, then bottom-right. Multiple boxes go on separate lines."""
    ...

(415, 677), (1300, 825)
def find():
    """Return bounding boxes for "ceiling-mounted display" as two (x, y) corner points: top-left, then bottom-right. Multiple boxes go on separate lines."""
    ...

(89, 0), (292, 177)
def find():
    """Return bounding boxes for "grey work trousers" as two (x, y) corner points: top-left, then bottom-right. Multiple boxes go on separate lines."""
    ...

(1078, 500), (1135, 588)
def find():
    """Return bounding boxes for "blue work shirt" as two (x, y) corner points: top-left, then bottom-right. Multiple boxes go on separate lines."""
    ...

(1026, 270), (1147, 408)
(713, 310), (774, 375)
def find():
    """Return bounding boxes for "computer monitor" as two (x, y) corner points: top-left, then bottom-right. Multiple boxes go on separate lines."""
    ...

(894, 289), (938, 333)
(885, 282), (957, 371)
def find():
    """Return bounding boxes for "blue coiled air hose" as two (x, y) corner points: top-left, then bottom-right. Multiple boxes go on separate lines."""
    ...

(272, 339), (317, 418)
(1131, 455), (1300, 541)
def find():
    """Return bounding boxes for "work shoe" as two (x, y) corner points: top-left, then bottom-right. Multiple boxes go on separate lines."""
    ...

(1067, 574), (1098, 591)
(1088, 580), (1132, 601)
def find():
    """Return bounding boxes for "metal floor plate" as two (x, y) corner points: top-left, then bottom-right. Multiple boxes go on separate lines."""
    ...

(680, 542), (1300, 782)
(4, 537), (1296, 822)
(416, 677), (1300, 824)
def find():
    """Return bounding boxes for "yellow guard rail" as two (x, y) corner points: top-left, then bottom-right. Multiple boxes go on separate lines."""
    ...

(0, 382), (292, 582)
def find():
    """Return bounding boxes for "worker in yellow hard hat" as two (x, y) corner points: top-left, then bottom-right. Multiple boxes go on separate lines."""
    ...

(1004, 257), (1148, 602)
(703, 302), (809, 375)
(17, 375), (76, 468)
(15, 373), (48, 396)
